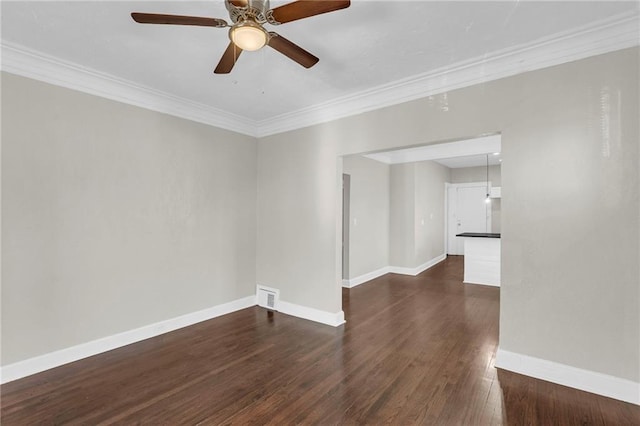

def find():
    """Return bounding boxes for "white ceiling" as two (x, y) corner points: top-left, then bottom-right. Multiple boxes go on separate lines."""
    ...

(363, 134), (501, 167)
(2, 1), (639, 136)
(433, 154), (501, 169)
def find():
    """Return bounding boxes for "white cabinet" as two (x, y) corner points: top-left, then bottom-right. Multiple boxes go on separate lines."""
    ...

(462, 237), (501, 286)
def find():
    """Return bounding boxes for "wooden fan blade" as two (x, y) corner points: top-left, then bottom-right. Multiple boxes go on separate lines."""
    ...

(267, 33), (319, 68)
(228, 0), (248, 6)
(214, 42), (243, 74)
(270, 0), (350, 24)
(131, 13), (227, 28)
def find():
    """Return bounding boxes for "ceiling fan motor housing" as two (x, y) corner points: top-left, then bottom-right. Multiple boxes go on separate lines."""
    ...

(226, 0), (273, 24)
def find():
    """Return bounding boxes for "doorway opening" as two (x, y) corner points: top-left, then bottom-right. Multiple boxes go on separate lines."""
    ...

(445, 182), (492, 255)
(338, 133), (502, 294)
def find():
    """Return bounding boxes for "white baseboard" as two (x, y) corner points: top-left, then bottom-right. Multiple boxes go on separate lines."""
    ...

(0, 295), (257, 384)
(464, 280), (500, 287)
(388, 254), (447, 276)
(277, 300), (345, 327)
(342, 255), (447, 289)
(342, 266), (390, 288)
(496, 348), (640, 405)
(0, 293), (347, 384)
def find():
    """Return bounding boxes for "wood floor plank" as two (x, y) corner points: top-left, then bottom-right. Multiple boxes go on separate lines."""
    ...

(2, 256), (638, 425)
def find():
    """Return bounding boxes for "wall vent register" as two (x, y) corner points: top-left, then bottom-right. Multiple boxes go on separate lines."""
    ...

(256, 285), (279, 310)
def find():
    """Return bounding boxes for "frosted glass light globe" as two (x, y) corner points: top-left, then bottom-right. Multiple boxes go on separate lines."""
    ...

(231, 21), (267, 51)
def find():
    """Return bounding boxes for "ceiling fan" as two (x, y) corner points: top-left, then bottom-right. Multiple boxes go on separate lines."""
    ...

(131, 0), (351, 74)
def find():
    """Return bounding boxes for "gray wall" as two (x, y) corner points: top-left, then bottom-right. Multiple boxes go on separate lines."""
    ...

(389, 163), (415, 268)
(1, 73), (258, 364)
(3, 47), (638, 386)
(414, 161), (450, 266)
(451, 165), (502, 233)
(256, 48), (639, 383)
(450, 165), (501, 185)
(390, 161), (450, 268)
(256, 135), (342, 313)
(343, 155), (389, 279)
(344, 157), (449, 274)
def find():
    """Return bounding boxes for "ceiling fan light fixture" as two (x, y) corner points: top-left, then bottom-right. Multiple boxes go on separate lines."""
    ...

(230, 20), (268, 51)
(132, 0), (352, 74)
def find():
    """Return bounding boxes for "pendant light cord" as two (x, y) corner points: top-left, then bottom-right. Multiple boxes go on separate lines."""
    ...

(486, 154), (489, 197)
(486, 154), (489, 233)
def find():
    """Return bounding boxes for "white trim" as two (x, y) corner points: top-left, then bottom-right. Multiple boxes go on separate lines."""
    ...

(2, 12), (638, 138)
(464, 280), (500, 287)
(444, 182), (450, 255)
(496, 348), (640, 405)
(277, 301), (345, 327)
(363, 134), (501, 165)
(256, 12), (639, 136)
(446, 181), (491, 189)
(342, 266), (390, 288)
(0, 295), (257, 384)
(388, 254), (447, 277)
(0, 42), (258, 137)
(342, 254), (447, 287)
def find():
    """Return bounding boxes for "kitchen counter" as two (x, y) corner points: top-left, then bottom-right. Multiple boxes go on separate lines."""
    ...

(456, 233), (501, 286)
(456, 232), (501, 238)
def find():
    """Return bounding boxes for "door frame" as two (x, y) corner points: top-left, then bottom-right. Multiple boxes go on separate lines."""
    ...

(444, 181), (492, 255)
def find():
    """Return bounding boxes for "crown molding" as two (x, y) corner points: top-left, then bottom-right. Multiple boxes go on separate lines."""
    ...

(256, 11), (640, 137)
(2, 11), (638, 138)
(0, 42), (258, 137)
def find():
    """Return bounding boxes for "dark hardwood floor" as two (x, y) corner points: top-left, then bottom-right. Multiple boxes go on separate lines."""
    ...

(2, 256), (638, 424)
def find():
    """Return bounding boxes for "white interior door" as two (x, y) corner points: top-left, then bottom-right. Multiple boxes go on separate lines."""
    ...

(447, 183), (490, 255)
